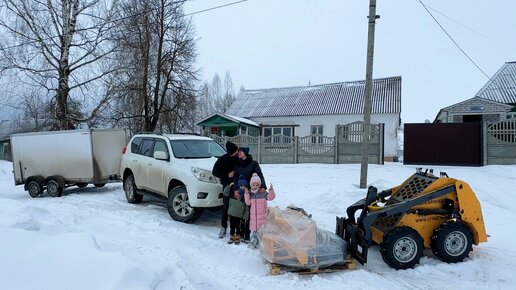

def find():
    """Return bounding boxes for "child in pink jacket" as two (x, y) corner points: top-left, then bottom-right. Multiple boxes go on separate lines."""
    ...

(244, 173), (276, 248)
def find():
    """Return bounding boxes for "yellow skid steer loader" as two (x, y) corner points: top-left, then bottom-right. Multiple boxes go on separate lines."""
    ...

(336, 169), (487, 270)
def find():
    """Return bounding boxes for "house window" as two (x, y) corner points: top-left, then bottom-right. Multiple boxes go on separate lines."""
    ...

(263, 126), (293, 143)
(311, 125), (323, 143)
(263, 127), (293, 137)
(240, 125), (248, 135)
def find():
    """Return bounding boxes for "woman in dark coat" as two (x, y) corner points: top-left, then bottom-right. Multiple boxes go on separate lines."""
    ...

(232, 147), (267, 242)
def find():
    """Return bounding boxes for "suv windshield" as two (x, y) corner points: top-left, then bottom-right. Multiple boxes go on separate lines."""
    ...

(170, 139), (226, 159)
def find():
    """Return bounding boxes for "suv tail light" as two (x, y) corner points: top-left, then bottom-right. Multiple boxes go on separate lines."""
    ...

(122, 146), (127, 154)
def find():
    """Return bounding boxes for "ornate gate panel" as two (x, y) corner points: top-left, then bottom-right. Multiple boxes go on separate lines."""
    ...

(336, 122), (383, 164)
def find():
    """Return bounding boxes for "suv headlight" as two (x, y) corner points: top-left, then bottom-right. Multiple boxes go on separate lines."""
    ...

(191, 167), (219, 184)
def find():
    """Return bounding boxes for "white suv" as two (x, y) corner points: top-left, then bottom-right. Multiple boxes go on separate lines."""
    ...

(120, 133), (225, 222)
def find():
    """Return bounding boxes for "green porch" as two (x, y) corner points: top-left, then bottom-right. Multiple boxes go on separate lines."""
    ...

(196, 113), (260, 137)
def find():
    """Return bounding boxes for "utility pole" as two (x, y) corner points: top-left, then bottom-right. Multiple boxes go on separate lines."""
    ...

(360, 0), (379, 189)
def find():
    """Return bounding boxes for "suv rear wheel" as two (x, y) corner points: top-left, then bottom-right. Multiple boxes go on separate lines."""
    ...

(124, 175), (143, 204)
(167, 186), (202, 222)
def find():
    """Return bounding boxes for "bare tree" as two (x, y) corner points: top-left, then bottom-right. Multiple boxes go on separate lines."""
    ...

(0, 0), (117, 130)
(222, 71), (235, 113)
(210, 73), (222, 111)
(196, 81), (213, 120)
(195, 71), (236, 121)
(108, 0), (198, 134)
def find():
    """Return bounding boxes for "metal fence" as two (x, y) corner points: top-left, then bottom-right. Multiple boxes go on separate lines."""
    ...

(403, 121), (516, 166)
(210, 122), (384, 165)
(403, 123), (482, 166)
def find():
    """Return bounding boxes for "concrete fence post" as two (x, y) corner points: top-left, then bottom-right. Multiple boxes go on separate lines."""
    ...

(294, 136), (299, 164)
(334, 125), (339, 164)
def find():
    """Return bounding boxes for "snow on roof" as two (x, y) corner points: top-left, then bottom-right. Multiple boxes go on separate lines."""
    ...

(225, 114), (259, 127)
(226, 76), (401, 118)
(476, 61), (516, 104)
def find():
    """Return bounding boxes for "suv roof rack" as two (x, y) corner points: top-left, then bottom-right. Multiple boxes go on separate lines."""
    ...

(170, 132), (201, 136)
(136, 131), (163, 135)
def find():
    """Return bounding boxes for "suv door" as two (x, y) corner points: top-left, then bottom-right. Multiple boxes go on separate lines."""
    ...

(147, 138), (170, 195)
(136, 138), (155, 190)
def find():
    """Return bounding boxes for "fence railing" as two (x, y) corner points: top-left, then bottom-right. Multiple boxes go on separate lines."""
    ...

(210, 122), (384, 164)
(485, 120), (516, 165)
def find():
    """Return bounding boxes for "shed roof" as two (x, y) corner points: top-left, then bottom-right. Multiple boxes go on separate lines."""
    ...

(225, 76), (401, 118)
(195, 113), (259, 127)
(476, 61), (516, 104)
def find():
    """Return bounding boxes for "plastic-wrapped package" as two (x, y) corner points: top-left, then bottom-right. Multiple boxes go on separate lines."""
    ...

(258, 206), (347, 269)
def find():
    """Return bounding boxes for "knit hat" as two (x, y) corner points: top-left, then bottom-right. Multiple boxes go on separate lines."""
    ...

(239, 147), (250, 156)
(225, 141), (238, 155)
(237, 175), (248, 188)
(250, 173), (261, 186)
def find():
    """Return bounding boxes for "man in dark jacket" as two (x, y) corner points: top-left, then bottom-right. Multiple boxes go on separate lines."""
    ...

(212, 141), (239, 238)
(232, 146), (267, 243)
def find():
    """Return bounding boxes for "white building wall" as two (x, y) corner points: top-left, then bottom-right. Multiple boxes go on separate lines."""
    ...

(249, 113), (400, 158)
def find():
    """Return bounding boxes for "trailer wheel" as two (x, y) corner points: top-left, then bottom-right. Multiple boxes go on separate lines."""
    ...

(431, 221), (473, 263)
(94, 183), (106, 188)
(167, 186), (201, 223)
(124, 175), (142, 204)
(76, 183), (88, 189)
(46, 179), (63, 197)
(27, 180), (43, 198)
(381, 227), (424, 270)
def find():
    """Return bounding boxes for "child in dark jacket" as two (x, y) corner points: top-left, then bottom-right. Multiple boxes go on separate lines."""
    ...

(228, 175), (248, 245)
(244, 173), (275, 248)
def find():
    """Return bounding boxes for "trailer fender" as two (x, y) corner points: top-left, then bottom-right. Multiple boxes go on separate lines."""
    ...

(24, 175), (44, 191)
(45, 175), (66, 188)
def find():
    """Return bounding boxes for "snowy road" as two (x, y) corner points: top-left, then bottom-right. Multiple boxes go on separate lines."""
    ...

(1, 161), (514, 290)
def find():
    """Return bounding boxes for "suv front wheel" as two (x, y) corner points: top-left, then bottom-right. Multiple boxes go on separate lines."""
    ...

(167, 186), (202, 222)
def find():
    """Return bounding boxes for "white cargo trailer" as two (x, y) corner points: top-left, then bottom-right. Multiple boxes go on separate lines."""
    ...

(11, 129), (126, 197)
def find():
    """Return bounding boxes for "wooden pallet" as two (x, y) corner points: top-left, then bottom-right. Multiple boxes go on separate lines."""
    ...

(269, 259), (356, 275)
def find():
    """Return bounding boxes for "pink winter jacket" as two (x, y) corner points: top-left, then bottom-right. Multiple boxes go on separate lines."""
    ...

(244, 188), (276, 232)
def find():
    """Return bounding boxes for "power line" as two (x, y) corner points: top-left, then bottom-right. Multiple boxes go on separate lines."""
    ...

(424, 4), (514, 52)
(185, 0), (247, 16)
(417, 0), (492, 80)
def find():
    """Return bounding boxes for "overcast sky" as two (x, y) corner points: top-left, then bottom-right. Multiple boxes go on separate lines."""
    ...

(184, 0), (516, 123)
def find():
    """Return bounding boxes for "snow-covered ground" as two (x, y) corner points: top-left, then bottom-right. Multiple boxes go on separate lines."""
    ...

(1, 160), (515, 290)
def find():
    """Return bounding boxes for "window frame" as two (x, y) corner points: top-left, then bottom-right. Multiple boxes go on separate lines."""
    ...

(310, 125), (324, 144)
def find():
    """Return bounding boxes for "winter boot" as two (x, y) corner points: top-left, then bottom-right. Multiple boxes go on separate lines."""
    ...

(228, 234), (235, 244)
(218, 227), (227, 239)
(234, 235), (241, 245)
(249, 235), (258, 249)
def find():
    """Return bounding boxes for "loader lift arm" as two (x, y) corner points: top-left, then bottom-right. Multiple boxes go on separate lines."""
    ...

(336, 185), (456, 265)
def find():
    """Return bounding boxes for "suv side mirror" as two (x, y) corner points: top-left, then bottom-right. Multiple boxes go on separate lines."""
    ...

(153, 151), (169, 160)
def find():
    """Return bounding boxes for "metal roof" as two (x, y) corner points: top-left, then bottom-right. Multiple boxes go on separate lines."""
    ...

(476, 61), (516, 104)
(225, 76), (401, 118)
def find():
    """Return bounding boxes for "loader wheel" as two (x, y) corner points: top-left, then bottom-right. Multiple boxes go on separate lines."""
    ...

(381, 227), (424, 270)
(46, 179), (63, 197)
(124, 175), (143, 204)
(27, 180), (43, 198)
(167, 186), (201, 223)
(431, 221), (472, 263)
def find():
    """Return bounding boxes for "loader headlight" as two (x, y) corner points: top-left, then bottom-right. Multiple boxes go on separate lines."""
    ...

(191, 167), (219, 184)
